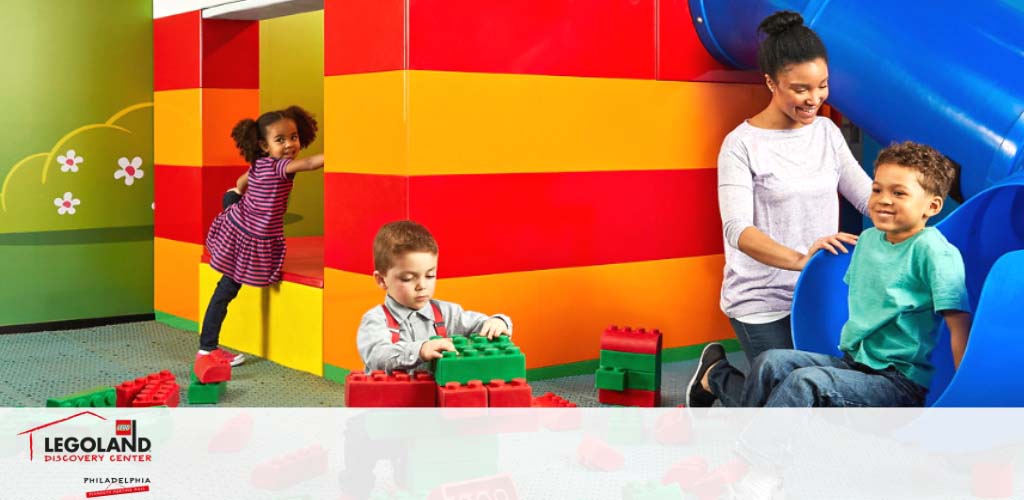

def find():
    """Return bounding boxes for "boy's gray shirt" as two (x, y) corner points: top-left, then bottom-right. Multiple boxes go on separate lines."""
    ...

(357, 295), (513, 373)
(718, 117), (871, 318)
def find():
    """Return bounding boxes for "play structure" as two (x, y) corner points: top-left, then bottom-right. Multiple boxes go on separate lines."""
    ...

(152, 0), (767, 382)
(146, 0), (1023, 399)
(689, 0), (1024, 406)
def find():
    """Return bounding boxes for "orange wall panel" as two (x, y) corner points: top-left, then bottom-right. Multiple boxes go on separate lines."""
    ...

(202, 89), (260, 166)
(154, 237), (202, 322)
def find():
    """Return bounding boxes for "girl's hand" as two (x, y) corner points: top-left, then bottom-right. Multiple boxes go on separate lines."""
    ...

(419, 338), (455, 361)
(478, 318), (510, 340)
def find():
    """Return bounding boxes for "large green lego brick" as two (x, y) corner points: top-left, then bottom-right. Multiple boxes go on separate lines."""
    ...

(433, 335), (525, 385)
(595, 366), (626, 391)
(599, 349), (660, 373)
(46, 386), (116, 407)
(624, 368), (660, 391)
(187, 370), (226, 405)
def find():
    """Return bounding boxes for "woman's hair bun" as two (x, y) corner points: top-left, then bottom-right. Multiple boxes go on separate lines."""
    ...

(759, 10), (804, 37)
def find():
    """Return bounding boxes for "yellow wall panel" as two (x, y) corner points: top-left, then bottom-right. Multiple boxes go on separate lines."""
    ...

(199, 264), (324, 376)
(324, 72), (408, 174)
(154, 89), (202, 167)
(322, 254), (731, 371)
(154, 237), (202, 322)
(405, 71), (767, 175)
(202, 89), (259, 166)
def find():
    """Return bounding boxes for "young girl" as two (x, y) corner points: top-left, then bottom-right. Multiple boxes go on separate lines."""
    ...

(198, 106), (325, 366)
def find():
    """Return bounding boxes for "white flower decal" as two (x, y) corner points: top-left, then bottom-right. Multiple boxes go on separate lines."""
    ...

(115, 157), (144, 186)
(54, 192), (80, 215)
(57, 149), (83, 173)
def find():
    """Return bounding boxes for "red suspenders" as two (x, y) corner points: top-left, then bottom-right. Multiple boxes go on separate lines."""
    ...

(381, 300), (448, 343)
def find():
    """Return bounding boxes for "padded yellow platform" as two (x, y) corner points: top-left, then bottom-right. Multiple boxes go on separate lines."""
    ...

(198, 263), (323, 377)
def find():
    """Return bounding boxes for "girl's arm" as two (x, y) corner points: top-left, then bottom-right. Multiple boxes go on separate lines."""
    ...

(235, 173), (248, 194)
(285, 153), (325, 174)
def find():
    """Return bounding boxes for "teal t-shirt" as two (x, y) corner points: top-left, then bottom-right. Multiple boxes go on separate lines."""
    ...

(840, 227), (970, 388)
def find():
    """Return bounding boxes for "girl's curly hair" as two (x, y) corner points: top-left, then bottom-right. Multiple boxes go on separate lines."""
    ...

(230, 106), (319, 164)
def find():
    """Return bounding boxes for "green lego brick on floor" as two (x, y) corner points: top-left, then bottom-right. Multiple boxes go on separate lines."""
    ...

(595, 366), (626, 391)
(624, 368), (660, 391)
(46, 386), (116, 407)
(187, 370), (226, 405)
(600, 349), (659, 373)
(433, 335), (525, 385)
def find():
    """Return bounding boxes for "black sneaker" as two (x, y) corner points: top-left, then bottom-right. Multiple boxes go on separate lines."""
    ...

(686, 342), (725, 407)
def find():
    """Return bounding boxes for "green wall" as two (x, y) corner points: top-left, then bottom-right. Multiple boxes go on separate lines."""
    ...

(260, 10), (324, 237)
(0, 2), (154, 326)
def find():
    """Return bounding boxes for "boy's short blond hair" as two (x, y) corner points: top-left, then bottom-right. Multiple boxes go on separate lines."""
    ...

(875, 141), (957, 198)
(373, 220), (439, 274)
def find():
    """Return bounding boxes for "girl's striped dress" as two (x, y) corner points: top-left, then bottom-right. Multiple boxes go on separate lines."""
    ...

(205, 156), (294, 286)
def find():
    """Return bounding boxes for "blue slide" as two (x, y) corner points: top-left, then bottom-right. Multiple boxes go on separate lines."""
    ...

(689, 0), (1024, 406)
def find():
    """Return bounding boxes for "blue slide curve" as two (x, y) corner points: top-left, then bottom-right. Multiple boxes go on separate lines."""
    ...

(689, 0), (1024, 406)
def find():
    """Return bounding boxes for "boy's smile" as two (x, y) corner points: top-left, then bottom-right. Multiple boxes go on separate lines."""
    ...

(869, 163), (943, 243)
(374, 251), (438, 310)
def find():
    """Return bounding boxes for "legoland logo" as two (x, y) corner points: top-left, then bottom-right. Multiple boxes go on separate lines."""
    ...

(115, 420), (133, 436)
(18, 411), (153, 463)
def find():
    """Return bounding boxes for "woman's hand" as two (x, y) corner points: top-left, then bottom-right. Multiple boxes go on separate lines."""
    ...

(796, 232), (859, 269)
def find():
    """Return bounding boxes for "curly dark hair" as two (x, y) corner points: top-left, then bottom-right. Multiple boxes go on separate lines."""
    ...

(875, 141), (957, 198)
(230, 105), (319, 164)
(757, 11), (828, 79)
(373, 221), (439, 274)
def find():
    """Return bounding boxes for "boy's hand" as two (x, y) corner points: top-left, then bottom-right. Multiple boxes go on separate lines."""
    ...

(419, 338), (455, 361)
(797, 232), (859, 270)
(478, 318), (510, 340)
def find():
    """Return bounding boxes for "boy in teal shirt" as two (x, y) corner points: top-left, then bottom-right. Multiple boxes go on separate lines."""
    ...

(688, 141), (972, 407)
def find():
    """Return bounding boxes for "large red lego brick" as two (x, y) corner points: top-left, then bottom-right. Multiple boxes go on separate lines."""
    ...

(344, 370), (436, 407)
(485, 378), (532, 407)
(531, 392), (577, 408)
(598, 388), (660, 407)
(154, 11), (201, 91)
(116, 371), (176, 407)
(132, 378), (180, 407)
(601, 325), (663, 355)
(194, 354), (232, 383)
(438, 380), (488, 408)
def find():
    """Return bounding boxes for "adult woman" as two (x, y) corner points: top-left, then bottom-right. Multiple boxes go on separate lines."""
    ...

(716, 11), (872, 364)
